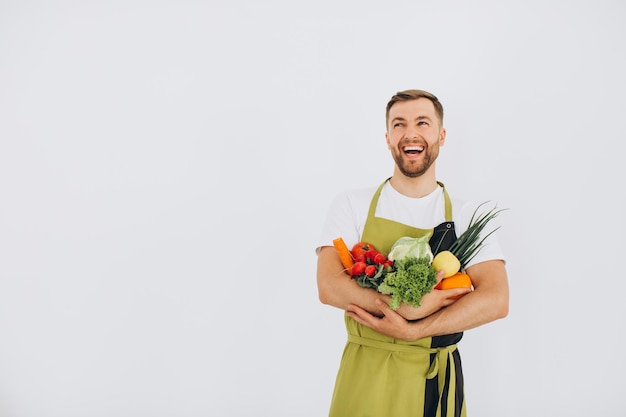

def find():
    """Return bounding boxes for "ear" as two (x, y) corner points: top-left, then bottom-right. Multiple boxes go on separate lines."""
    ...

(439, 128), (447, 146)
(385, 131), (392, 149)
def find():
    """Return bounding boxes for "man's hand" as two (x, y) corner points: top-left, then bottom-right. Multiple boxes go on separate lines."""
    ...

(346, 259), (509, 342)
(346, 284), (469, 341)
(388, 270), (471, 321)
(346, 299), (418, 341)
(395, 282), (472, 321)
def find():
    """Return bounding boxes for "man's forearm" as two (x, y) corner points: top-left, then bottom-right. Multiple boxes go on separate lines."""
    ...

(405, 261), (509, 340)
(345, 260), (509, 342)
(405, 285), (508, 340)
(317, 246), (387, 315)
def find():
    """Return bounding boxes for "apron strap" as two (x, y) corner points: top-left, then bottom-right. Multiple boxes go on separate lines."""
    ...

(348, 334), (457, 378)
(368, 179), (453, 223)
(437, 181), (453, 222)
(366, 179), (389, 220)
(348, 334), (459, 417)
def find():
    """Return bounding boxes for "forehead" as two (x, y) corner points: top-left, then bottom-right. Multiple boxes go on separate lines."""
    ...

(388, 98), (437, 120)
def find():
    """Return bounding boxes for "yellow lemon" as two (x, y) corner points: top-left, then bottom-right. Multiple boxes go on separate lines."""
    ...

(431, 251), (461, 278)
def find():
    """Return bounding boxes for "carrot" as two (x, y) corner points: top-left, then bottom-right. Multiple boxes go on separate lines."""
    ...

(332, 237), (354, 270)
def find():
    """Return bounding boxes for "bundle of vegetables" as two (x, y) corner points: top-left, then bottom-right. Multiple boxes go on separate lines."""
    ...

(333, 235), (436, 309)
(332, 238), (393, 289)
(377, 235), (437, 310)
(332, 201), (505, 310)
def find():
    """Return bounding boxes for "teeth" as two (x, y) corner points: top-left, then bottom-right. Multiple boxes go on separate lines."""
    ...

(403, 145), (424, 152)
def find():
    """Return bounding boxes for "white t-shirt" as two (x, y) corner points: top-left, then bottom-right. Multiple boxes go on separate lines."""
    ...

(316, 181), (505, 268)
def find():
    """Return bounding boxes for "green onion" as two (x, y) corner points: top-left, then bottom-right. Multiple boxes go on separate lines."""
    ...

(449, 202), (507, 268)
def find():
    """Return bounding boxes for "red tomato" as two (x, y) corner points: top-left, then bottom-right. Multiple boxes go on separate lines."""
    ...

(351, 242), (376, 260)
(354, 254), (367, 263)
(364, 249), (379, 262)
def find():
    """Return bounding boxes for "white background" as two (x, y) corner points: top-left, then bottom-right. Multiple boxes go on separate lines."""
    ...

(1, 1), (625, 416)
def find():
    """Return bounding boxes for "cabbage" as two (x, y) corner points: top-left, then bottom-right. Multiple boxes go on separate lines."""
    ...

(387, 235), (433, 262)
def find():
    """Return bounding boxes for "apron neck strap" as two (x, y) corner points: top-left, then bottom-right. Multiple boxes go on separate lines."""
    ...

(368, 179), (453, 222)
(437, 181), (453, 222)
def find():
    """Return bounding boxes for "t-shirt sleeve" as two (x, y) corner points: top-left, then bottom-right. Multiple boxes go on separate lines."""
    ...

(315, 190), (363, 255)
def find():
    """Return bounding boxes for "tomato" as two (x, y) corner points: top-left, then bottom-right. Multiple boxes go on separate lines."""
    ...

(364, 249), (380, 262)
(351, 242), (376, 260)
(354, 254), (367, 263)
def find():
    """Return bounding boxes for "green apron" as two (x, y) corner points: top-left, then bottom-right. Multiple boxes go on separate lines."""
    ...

(328, 179), (466, 417)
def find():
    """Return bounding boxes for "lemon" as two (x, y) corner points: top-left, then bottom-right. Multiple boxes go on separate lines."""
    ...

(431, 251), (461, 278)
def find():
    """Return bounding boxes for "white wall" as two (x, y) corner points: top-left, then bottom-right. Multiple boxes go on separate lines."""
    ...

(1, 1), (624, 416)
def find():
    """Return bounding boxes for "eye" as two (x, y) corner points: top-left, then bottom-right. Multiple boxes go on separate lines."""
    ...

(418, 121), (429, 126)
(393, 122), (404, 128)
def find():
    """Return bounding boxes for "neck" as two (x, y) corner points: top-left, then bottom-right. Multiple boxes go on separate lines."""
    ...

(389, 170), (439, 198)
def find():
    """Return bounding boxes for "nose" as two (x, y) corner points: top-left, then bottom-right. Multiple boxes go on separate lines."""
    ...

(404, 124), (419, 139)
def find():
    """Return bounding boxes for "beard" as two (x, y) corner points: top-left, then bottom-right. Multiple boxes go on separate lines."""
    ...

(391, 141), (440, 178)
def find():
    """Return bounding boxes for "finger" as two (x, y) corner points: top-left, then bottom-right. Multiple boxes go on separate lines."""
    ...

(374, 298), (403, 319)
(345, 309), (364, 324)
(435, 270), (446, 284)
(346, 305), (376, 327)
(346, 303), (368, 316)
(346, 304), (378, 322)
(346, 311), (371, 328)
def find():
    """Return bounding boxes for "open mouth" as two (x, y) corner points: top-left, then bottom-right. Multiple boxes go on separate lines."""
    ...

(402, 144), (425, 155)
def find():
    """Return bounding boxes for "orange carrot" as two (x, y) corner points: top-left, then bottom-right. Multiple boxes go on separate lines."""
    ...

(332, 237), (354, 270)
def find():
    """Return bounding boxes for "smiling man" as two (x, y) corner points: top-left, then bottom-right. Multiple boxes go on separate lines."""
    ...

(387, 97), (444, 180)
(316, 89), (509, 417)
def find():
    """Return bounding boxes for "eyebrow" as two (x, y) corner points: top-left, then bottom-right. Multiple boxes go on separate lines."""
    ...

(390, 115), (432, 124)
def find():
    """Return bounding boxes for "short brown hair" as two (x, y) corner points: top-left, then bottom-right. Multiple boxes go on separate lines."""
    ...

(385, 89), (444, 128)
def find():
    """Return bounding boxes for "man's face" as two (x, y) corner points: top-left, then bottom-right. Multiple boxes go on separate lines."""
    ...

(385, 98), (446, 178)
